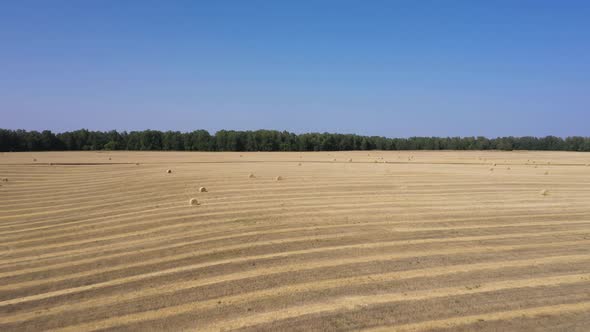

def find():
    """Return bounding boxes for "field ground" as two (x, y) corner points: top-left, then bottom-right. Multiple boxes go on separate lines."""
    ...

(1, 150), (590, 331)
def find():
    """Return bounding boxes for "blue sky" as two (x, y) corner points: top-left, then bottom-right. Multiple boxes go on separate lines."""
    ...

(1, 0), (589, 137)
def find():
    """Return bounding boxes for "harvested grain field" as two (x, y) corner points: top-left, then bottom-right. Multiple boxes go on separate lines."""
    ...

(1, 150), (590, 331)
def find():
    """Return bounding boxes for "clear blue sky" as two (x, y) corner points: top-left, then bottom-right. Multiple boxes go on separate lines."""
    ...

(1, 1), (589, 137)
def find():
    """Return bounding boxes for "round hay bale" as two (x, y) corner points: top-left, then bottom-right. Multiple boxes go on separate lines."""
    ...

(33, 158), (37, 162)
(108, 157), (112, 160)
(492, 163), (496, 166)
(166, 169), (172, 174)
(189, 198), (199, 206)
(506, 167), (511, 170)
(275, 176), (283, 181)
(248, 173), (256, 178)
(544, 171), (549, 175)
(136, 163), (140, 166)
(348, 158), (353, 162)
(298, 162), (302, 166)
(489, 167), (494, 171)
(198, 187), (207, 192)
(1, 178), (7, 182)
(540, 189), (549, 196)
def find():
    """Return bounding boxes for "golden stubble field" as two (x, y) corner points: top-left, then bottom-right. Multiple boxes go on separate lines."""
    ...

(1, 150), (590, 331)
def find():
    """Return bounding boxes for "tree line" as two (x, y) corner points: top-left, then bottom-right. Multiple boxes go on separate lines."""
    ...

(1, 129), (589, 152)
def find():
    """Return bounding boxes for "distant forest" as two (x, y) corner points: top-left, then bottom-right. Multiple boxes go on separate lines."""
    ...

(1, 129), (589, 152)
